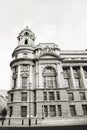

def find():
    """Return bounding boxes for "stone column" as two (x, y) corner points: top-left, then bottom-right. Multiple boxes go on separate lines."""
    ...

(39, 64), (43, 88)
(10, 68), (13, 89)
(80, 66), (87, 88)
(29, 65), (33, 89)
(70, 66), (76, 89)
(56, 105), (58, 116)
(57, 63), (64, 88)
(17, 65), (21, 89)
(48, 105), (50, 117)
(36, 61), (39, 88)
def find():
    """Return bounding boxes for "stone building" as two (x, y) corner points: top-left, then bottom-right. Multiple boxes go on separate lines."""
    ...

(1, 27), (87, 126)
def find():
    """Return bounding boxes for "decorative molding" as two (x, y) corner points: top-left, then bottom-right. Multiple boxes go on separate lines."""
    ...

(21, 72), (29, 77)
(40, 63), (57, 73)
(12, 73), (17, 79)
(40, 46), (54, 55)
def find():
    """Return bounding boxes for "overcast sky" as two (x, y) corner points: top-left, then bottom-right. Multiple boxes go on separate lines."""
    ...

(0, 0), (87, 90)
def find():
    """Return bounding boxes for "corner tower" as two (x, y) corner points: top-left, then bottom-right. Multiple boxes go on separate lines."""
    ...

(8, 27), (36, 121)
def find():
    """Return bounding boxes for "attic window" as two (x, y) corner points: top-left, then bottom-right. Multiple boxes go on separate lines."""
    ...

(25, 39), (28, 45)
(24, 32), (29, 36)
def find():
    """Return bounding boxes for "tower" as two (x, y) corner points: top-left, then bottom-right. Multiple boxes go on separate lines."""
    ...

(8, 27), (36, 125)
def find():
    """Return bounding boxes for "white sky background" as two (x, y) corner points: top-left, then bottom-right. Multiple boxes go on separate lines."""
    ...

(0, 0), (87, 90)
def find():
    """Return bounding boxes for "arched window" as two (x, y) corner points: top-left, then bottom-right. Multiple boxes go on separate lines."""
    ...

(24, 32), (29, 36)
(43, 66), (57, 88)
(25, 39), (28, 45)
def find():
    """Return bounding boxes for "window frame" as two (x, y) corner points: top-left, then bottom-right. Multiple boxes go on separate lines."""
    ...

(21, 92), (27, 101)
(21, 106), (27, 117)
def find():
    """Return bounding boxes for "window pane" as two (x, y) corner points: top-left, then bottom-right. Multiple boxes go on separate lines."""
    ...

(49, 92), (55, 100)
(70, 105), (76, 116)
(21, 92), (27, 101)
(46, 77), (53, 88)
(22, 77), (27, 88)
(56, 91), (60, 100)
(44, 105), (48, 117)
(11, 93), (14, 102)
(14, 78), (17, 88)
(75, 78), (80, 87)
(80, 92), (85, 100)
(83, 67), (87, 77)
(58, 105), (62, 116)
(23, 53), (27, 58)
(43, 67), (57, 88)
(43, 92), (47, 101)
(82, 105), (87, 115)
(50, 105), (56, 117)
(21, 106), (27, 117)
(68, 92), (74, 100)
(64, 78), (70, 87)
(9, 106), (13, 117)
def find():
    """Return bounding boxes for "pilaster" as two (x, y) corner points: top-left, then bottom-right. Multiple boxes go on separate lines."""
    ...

(57, 63), (64, 88)
(70, 66), (76, 89)
(17, 65), (21, 89)
(80, 66), (87, 88)
(36, 61), (39, 88)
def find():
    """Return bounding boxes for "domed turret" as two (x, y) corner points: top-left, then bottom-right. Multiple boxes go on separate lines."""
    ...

(17, 26), (35, 47)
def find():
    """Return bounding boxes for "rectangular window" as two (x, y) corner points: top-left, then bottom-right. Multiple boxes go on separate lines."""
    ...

(43, 92), (47, 101)
(13, 66), (18, 73)
(83, 67), (87, 77)
(80, 92), (86, 100)
(70, 105), (76, 116)
(58, 105), (62, 116)
(44, 105), (48, 117)
(22, 65), (28, 71)
(11, 93), (13, 102)
(23, 53), (27, 58)
(50, 105), (56, 117)
(63, 68), (69, 77)
(9, 106), (13, 117)
(75, 78), (80, 88)
(22, 77), (27, 88)
(82, 105), (87, 115)
(64, 78), (70, 87)
(56, 91), (60, 100)
(68, 92), (74, 101)
(21, 92), (27, 101)
(14, 78), (17, 88)
(49, 92), (55, 100)
(21, 106), (27, 117)
(46, 77), (53, 88)
(73, 68), (79, 76)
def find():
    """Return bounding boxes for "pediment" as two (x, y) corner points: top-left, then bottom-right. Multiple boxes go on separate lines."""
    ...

(38, 53), (60, 60)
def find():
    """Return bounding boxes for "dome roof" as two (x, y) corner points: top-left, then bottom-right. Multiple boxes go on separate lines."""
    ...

(17, 26), (35, 39)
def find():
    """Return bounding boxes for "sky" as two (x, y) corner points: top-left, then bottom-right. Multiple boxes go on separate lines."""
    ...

(0, 0), (87, 90)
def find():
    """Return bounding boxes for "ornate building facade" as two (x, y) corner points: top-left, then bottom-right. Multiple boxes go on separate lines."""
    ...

(1, 27), (87, 126)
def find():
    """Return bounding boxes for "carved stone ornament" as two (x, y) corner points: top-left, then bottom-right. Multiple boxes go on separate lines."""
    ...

(21, 72), (29, 77)
(12, 73), (17, 79)
(40, 64), (57, 73)
(40, 46), (53, 55)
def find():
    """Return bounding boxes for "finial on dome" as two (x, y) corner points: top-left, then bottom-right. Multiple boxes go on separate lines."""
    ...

(26, 26), (28, 29)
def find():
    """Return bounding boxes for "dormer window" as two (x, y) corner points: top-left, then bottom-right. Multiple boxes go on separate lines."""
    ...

(24, 32), (29, 36)
(25, 39), (28, 45)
